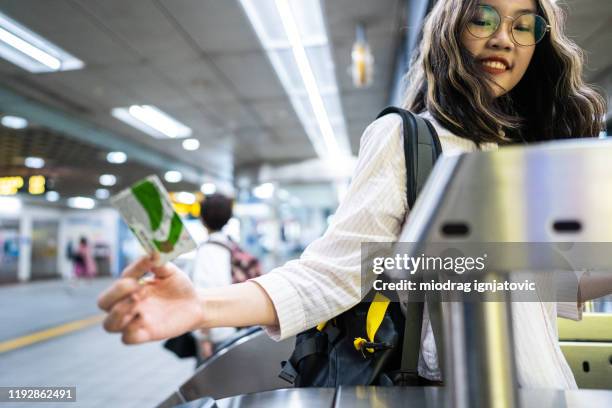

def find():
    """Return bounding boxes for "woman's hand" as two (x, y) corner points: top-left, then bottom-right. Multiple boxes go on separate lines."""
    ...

(97, 255), (204, 344)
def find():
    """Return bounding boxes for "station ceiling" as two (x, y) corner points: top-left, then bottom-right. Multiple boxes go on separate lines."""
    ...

(0, 0), (609, 200)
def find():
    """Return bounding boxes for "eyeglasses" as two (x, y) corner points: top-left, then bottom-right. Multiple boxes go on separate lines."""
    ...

(467, 5), (550, 46)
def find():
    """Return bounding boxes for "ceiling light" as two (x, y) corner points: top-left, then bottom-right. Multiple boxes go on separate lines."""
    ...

(67, 197), (95, 210)
(111, 105), (192, 139)
(45, 191), (60, 202)
(0, 11), (84, 73)
(99, 174), (116, 187)
(1, 115), (28, 129)
(0, 196), (21, 215)
(253, 182), (275, 200)
(164, 171), (182, 183)
(351, 23), (374, 88)
(200, 183), (217, 195)
(106, 151), (127, 164)
(24, 156), (44, 169)
(175, 192), (196, 205)
(239, 0), (351, 160)
(95, 188), (110, 200)
(182, 138), (200, 151)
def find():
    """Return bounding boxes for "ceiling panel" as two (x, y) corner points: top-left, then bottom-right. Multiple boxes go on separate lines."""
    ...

(72, 0), (197, 61)
(158, 0), (262, 54)
(250, 98), (302, 129)
(150, 57), (238, 105)
(214, 51), (287, 100)
(325, 0), (401, 38)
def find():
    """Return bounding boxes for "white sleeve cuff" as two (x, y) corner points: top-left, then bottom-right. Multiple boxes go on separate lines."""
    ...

(251, 271), (306, 341)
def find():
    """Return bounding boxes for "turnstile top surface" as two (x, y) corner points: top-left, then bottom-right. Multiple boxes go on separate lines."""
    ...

(213, 387), (612, 408)
(216, 387), (336, 408)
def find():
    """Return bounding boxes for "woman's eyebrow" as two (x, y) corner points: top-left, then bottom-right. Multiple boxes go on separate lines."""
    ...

(514, 8), (537, 15)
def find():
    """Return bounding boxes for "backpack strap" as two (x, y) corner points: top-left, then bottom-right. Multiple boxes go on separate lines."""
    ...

(375, 107), (443, 382)
(376, 107), (442, 208)
(205, 240), (232, 252)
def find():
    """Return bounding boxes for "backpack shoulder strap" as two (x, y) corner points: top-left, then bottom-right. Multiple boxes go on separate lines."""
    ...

(375, 106), (443, 382)
(205, 240), (232, 252)
(376, 107), (442, 209)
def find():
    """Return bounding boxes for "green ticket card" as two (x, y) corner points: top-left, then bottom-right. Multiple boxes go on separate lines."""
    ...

(111, 175), (196, 264)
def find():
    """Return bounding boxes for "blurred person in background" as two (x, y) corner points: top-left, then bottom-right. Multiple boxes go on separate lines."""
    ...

(191, 194), (237, 359)
(72, 237), (97, 282)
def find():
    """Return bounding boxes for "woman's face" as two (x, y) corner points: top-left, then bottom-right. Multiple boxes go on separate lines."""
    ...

(461, 0), (539, 97)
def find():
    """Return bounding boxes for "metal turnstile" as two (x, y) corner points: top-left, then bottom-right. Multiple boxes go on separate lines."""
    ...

(171, 387), (612, 408)
(157, 328), (294, 408)
(393, 138), (612, 408)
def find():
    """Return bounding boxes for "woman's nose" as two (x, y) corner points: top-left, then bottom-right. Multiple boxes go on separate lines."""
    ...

(487, 21), (515, 50)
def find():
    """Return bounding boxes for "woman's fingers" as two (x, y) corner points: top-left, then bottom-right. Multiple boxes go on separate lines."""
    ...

(121, 253), (176, 280)
(97, 278), (141, 312)
(150, 260), (179, 279)
(103, 297), (138, 332)
(122, 315), (152, 344)
(121, 255), (156, 279)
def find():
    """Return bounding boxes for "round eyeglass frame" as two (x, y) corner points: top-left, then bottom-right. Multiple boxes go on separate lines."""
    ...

(466, 4), (551, 47)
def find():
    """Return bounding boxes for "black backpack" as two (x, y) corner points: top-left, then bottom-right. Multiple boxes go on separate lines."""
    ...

(278, 107), (443, 387)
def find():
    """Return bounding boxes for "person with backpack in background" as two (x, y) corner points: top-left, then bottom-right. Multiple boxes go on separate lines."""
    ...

(98, 0), (610, 389)
(191, 194), (261, 359)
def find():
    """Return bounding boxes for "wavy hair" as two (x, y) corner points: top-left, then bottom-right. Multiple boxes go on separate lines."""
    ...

(403, 0), (606, 144)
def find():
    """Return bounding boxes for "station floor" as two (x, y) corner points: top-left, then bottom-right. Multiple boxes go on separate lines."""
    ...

(0, 277), (195, 408)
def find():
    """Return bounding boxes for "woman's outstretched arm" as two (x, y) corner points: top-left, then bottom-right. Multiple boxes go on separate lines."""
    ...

(98, 113), (408, 343)
(98, 257), (278, 344)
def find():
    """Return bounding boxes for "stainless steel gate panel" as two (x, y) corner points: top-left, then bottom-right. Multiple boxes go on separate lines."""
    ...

(216, 387), (336, 408)
(207, 387), (612, 408)
(393, 140), (612, 408)
(176, 329), (294, 402)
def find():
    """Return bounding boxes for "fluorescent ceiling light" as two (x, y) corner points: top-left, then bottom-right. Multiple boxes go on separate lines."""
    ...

(95, 188), (110, 200)
(200, 183), (217, 195)
(175, 192), (196, 205)
(253, 182), (275, 200)
(99, 174), (116, 187)
(0, 11), (84, 73)
(182, 138), (200, 151)
(1, 115), (28, 129)
(67, 197), (95, 210)
(106, 151), (127, 164)
(45, 191), (60, 202)
(164, 171), (182, 183)
(111, 105), (192, 139)
(239, 0), (351, 160)
(24, 156), (44, 169)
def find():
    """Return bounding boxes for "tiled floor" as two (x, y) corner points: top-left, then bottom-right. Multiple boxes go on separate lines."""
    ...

(0, 278), (195, 407)
(0, 277), (111, 341)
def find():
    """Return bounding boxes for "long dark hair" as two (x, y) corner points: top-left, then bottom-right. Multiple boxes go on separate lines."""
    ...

(403, 0), (606, 144)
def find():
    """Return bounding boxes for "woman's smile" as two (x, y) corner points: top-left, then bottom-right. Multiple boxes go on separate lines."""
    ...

(479, 56), (512, 75)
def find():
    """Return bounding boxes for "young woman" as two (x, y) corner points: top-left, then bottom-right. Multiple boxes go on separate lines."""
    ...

(98, 0), (607, 389)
